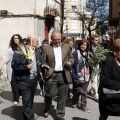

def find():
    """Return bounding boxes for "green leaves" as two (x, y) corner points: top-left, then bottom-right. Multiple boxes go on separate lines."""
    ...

(88, 44), (109, 78)
(89, 44), (109, 67)
(36, 61), (41, 66)
(0, 69), (3, 78)
(0, 69), (8, 93)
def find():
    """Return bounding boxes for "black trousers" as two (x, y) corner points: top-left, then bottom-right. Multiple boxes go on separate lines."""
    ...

(11, 72), (21, 102)
(17, 76), (37, 120)
(99, 114), (108, 120)
(18, 82), (35, 120)
(39, 78), (44, 90)
(30, 76), (38, 107)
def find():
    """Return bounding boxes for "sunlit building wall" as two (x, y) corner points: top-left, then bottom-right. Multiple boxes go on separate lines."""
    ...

(63, 0), (87, 39)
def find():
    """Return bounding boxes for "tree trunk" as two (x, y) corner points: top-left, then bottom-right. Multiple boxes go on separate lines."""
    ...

(60, 0), (64, 34)
(88, 29), (92, 38)
(82, 21), (84, 39)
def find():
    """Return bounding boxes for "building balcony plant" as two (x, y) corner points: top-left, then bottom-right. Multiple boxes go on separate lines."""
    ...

(44, 6), (59, 17)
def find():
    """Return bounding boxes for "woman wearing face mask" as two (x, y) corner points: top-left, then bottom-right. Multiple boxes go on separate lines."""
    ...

(72, 39), (90, 113)
(0, 34), (23, 105)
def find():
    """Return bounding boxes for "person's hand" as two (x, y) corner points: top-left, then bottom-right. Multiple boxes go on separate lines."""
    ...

(27, 63), (33, 70)
(65, 61), (71, 67)
(40, 70), (43, 80)
(41, 64), (50, 69)
(78, 73), (82, 76)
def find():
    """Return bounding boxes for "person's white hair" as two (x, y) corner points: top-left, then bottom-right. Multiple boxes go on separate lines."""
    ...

(51, 30), (61, 40)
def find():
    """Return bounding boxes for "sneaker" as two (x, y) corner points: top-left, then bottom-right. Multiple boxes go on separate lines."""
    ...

(43, 110), (49, 118)
(81, 106), (90, 113)
(67, 95), (71, 100)
(13, 101), (18, 105)
(88, 91), (95, 97)
(40, 89), (44, 96)
(56, 117), (65, 120)
(40, 91), (43, 96)
(72, 104), (76, 109)
(43, 112), (49, 118)
(94, 98), (99, 103)
(19, 96), (22, 99)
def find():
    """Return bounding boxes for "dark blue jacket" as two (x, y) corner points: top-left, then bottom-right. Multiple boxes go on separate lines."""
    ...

(71, 50), (78, 80)
(35, 48), (46, 80)
(11, 48), (46, 86)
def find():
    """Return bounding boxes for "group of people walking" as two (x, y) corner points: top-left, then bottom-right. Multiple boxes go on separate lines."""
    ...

(0, 30), (120, 120)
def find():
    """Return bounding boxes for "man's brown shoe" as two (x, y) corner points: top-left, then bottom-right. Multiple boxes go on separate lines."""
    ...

(94, 99), (99, 103)
(56, 117), (65, 120)
(81, 106), (90, 113)
(43, 112), (49, 118)
(72, 104), (76, 109)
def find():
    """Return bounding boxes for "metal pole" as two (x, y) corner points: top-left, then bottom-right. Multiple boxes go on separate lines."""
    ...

(66, 25), (68, 37)
(82, 20), (84, 39)
(46, 0), (48, 6)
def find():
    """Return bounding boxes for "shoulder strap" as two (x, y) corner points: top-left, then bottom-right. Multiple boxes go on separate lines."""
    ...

(77, 50), (81, 60)
(77, 50), (85, 64)
(77, 50), (85, 77)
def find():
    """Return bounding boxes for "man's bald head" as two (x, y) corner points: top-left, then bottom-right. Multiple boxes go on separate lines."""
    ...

(51, 30), (61, 40)
(27, 34), (39, 48)
(51, 30), (62, 46)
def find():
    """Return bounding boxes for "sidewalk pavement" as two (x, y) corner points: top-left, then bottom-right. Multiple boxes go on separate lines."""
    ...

(0, 83), (120, 120)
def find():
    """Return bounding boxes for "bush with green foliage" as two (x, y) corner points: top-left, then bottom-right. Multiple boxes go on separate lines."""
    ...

(88, 44), (109, 79)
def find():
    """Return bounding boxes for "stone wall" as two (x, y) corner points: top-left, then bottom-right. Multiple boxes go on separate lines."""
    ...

(0, 0), (45, 56)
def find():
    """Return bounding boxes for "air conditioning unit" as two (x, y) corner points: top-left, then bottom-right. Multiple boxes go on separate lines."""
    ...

(0, 10), (8, 15)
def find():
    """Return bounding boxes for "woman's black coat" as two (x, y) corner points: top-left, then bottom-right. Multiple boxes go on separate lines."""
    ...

(99, 53), (120, 116)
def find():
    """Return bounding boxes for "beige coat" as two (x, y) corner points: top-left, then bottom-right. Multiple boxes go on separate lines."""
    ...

(41, 43), (74, 83)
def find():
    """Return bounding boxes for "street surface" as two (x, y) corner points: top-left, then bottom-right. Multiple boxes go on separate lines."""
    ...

(0, 83), (120, 120)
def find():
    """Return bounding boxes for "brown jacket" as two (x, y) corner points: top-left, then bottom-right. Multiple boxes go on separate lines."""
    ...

(41, 43), (74, 83)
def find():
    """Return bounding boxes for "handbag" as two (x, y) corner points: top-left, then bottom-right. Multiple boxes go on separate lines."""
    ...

(102, 87), (120, 104)
(103, 88), (120, 94)
(73, 75), (85, 85)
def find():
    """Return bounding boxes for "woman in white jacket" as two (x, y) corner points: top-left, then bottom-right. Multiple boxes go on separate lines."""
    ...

(0, 34), (23, 105)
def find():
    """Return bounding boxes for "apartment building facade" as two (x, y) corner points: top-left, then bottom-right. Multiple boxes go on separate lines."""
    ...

(109, 0), (120, 39)
(63, 0), (87, 39)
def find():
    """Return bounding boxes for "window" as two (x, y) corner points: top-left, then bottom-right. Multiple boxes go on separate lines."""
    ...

(71, 20), (77, 33)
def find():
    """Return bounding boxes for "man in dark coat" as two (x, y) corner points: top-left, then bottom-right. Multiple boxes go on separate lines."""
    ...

(12, 35), (49, 120)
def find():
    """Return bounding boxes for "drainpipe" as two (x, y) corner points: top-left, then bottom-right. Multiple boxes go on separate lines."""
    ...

(61, 0), (64, 34)
(34, 0), (37, 35)
(46, 0), (48, 7)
